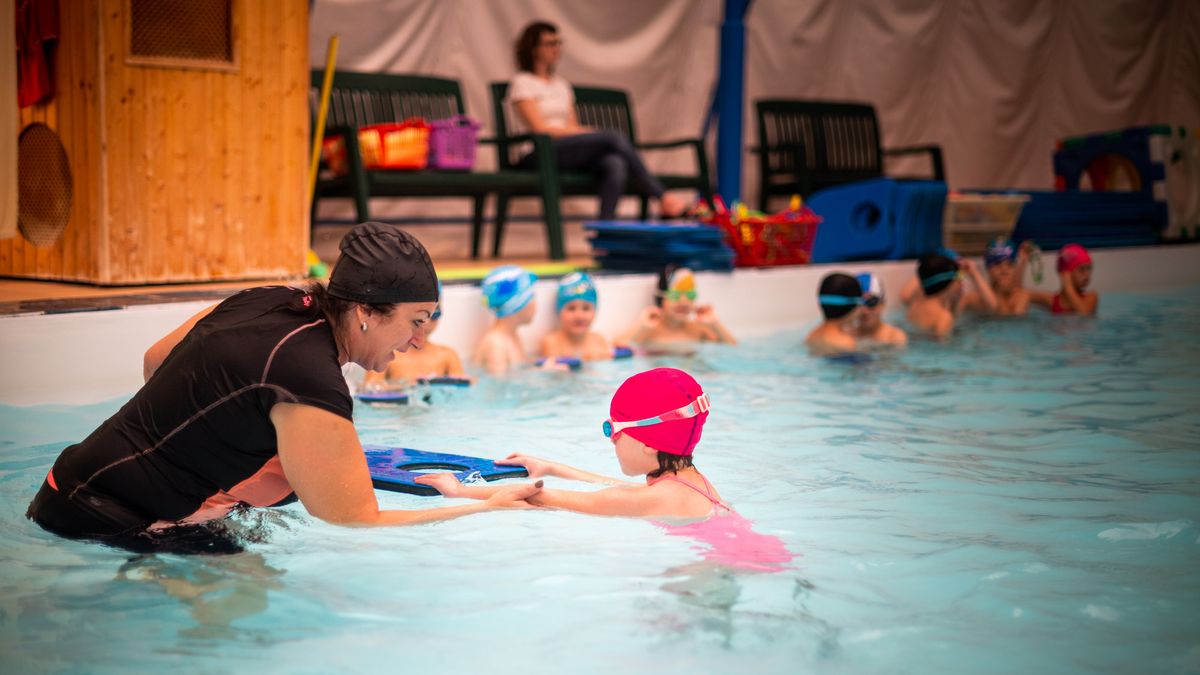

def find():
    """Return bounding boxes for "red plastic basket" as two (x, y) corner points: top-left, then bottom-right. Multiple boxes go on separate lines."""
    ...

(697, 197), (821, 267)
(322, 118), (431, 175)
(428, 115), (480, 170)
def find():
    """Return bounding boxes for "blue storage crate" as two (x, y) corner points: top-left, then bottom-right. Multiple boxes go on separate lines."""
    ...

(807, 179), (947, 263)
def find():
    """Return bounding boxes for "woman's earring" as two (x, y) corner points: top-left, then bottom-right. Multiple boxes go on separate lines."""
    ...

(360, 321), (368, 333)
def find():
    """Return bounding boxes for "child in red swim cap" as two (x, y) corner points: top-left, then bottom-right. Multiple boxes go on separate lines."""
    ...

(1030, 243), (1098, 316)
(417, 367), (724, 518)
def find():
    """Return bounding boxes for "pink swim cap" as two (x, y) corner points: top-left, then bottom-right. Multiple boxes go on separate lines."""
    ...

(609, 368), (708, 456)
(1057, 243), (1093, 273)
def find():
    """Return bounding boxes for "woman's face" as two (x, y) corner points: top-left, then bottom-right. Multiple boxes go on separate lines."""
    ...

(355, 302), (436, 372)
(536, 30), (563, 68)
(559, 300), (595, 339)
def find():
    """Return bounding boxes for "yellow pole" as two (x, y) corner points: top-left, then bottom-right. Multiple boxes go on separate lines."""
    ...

(308, 35), (340, 206)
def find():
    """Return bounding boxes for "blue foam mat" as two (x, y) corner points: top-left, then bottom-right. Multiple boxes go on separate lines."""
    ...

(365, 446), (529, 495)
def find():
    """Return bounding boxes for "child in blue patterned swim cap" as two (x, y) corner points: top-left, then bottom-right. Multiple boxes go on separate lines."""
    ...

(540, 272), (616, 361)
(473, 265), (538, 375)
(962, 238), (1038, 316)
(851, 272), (907, 348)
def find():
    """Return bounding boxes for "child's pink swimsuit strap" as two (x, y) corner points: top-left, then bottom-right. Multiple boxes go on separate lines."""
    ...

(649, 474), (731, 512)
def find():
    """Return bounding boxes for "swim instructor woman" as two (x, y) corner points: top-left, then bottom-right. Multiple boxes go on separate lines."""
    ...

(27, 223), (539, 552)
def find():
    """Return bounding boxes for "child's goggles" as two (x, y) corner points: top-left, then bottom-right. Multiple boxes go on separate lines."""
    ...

(603, 393), (710, 439)
(664, 289), (697, 302)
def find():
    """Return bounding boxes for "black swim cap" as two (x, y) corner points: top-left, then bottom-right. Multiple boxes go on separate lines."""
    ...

(327, 222), (439, 304)
(918, 254), (960, 296)
(817, 273), (863, 319)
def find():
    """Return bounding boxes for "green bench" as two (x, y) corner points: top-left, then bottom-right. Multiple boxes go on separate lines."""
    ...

(488, 82), (712, 257)
(311, 70), (569, 259)
(753, 99), (945, 211)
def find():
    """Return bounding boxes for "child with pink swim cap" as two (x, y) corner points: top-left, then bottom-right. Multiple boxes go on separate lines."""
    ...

(416, 368), (793, 570)
(1030, 243), (1098, 316)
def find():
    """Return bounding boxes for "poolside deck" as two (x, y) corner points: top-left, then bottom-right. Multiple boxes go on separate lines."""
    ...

(0, 222), (595, 313)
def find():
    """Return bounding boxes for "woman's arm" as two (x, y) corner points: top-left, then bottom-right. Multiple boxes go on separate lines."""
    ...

(271, 403), (539, 526)
(513, 100), (578, 138)
(143, 303), (218, 382)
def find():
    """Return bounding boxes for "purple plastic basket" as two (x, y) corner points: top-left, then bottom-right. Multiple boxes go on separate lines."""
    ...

(428, 115), (480, 170)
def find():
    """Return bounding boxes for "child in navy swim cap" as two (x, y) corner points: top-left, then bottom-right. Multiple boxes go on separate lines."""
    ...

(905, 253), (994, 338)
(805, 272), (864, 355)
(962, 238), (1037, 316)
(539, 272), (616, 361)
(473, 265), (539, 375)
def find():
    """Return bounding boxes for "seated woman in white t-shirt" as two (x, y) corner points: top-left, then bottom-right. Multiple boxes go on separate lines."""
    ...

(507, 21), (686, 220)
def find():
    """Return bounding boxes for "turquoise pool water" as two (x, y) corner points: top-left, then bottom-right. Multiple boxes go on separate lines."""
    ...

(1, 286), (1198, 674)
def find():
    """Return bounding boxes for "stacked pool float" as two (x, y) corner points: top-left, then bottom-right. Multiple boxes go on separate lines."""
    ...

(585, 221), (736, 272)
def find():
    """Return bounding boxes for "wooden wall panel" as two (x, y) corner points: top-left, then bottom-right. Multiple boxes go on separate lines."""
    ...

(2, 0), (101, 282)
(2, 0), (309, 285)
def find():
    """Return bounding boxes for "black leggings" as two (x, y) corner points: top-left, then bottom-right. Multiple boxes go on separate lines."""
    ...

(518, 130), (666, 219)
(27, 480), (244, 555)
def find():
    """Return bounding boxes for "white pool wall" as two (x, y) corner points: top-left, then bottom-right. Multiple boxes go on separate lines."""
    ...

(1, 244), (1198, 407)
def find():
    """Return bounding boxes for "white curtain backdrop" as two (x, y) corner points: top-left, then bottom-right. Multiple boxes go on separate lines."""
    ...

(310, 0), (1200, 220)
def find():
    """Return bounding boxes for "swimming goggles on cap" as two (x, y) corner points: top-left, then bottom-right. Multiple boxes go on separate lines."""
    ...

(920, 270), (961, 290)
(862, 295), (881, 308)
(603, 393), (710, 439)
(817, 294), (863, 306)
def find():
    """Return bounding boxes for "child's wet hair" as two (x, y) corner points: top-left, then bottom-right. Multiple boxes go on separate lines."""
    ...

(647, 451), (695, 479)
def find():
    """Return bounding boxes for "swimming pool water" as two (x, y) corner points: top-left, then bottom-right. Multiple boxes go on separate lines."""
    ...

(1, 286), (1198, 674)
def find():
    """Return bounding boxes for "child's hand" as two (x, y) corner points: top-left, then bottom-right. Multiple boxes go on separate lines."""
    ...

(640, 306), (663, 329)
(959, 258), (977, 274)
(484, 481), (543, 509)
(414, 473), (465, 497)
(695, 304), (720, 327)
(496, 453), (555, 478)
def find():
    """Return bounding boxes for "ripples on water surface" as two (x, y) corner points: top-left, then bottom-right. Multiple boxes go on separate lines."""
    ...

(1, 286), (1197, 674)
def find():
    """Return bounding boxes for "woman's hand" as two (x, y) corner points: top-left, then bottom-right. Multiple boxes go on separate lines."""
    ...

(495, 453), (556, 478)
(484, 481), (544, 509)
(414, 473), (465, 497)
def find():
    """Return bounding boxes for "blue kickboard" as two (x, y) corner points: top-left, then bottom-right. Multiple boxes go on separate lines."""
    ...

(416, 376), (473, 387)
(357, 391), (410, 404)
(365, 446), (529, 495)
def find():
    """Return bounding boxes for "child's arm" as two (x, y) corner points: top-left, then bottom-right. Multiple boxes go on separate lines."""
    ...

(414, 474), (664, 517)
(621, 306), (663, 345)
(1016, 241), (1034, 287)
(495, 453), (638, 486)
(1057, 270), (1098, 315)
(960, 259), (997, 313)
(1027, 289), (1053, 309)
(442, 346), (466, 377)
(695, 305), (737, 345)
